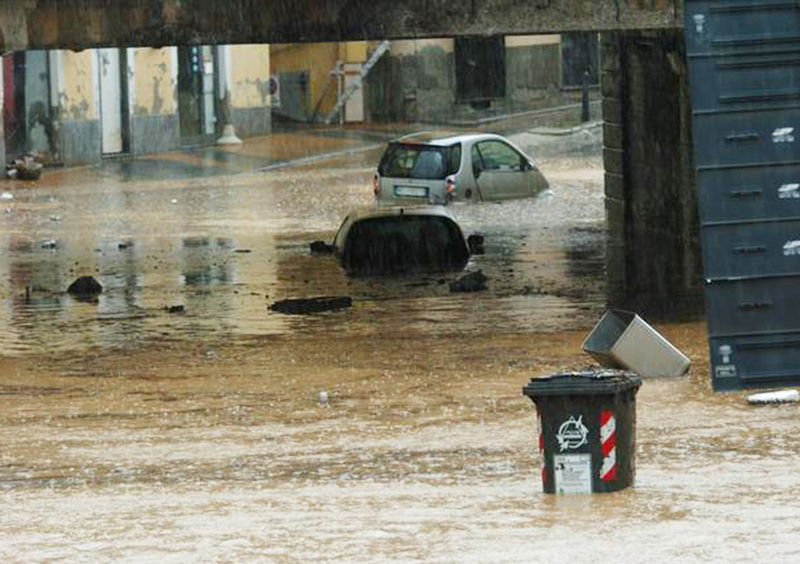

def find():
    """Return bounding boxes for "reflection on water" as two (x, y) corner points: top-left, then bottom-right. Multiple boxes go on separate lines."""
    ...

(0, 146), (606, 355)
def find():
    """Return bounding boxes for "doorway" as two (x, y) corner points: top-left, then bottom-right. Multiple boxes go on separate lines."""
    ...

(177, 46), (218, 145)
(3, 51), (53, 161)
(454, 36), (506, 103)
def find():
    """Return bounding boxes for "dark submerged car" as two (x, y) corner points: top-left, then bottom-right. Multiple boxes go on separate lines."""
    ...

(333, 206), (472, 275)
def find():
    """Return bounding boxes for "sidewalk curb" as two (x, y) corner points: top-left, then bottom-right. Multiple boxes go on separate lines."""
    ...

(526, 121), (603, 137)
(254, 142), (386, 173)
(445, 100), (602, 127)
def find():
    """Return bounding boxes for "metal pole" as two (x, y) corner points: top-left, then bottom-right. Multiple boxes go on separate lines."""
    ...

(581, 70), (590, 122)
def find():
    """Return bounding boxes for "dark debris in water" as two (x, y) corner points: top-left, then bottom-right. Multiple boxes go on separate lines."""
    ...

(269, 296), (352, 315)
(449, 271), (488, 293)
(309, 240), (335, 255)
(67, 276), (103, 296)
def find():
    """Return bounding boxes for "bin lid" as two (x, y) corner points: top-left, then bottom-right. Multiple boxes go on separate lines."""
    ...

(522, 369), (641, 398)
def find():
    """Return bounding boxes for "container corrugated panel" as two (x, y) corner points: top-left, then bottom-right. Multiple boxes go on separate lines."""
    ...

(692, 107), (800, 168)
(705, 276), (800, 337)
(688, 51), (800, 112)
(709, 332), (800, 390)
(697, 162), (800, 222)
(701, 218), (800, 279)
(685, 1), (800, 57)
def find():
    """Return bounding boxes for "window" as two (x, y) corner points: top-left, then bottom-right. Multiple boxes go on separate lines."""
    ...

(454, 36), (506, 102)
(473, 141), (523, 172)
(379, 143), (462, 179)
(448, 143), (462, 174)
(561, 32), (600, 87)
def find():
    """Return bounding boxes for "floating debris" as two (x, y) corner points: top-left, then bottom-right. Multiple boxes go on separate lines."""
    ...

(583, 309), (691, 379)
(67, 276), (103, 297)
(15, 159), (43, 181)
(449, 271), (488, 293)
(747, 390), (800, 405)
(269, 296), (352, 315)
(309, 240), (334, 255)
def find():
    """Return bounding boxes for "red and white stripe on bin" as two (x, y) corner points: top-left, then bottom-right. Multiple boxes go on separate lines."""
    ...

(599, 410), (617, 482)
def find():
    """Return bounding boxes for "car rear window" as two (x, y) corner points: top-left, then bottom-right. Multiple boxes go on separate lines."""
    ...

(343, 215), (469, 274)
(378, 143), (461, 179)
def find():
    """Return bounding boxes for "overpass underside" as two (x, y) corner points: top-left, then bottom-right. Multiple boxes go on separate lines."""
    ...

(1, 1), (681, 51)
(0, 0), (699, 314)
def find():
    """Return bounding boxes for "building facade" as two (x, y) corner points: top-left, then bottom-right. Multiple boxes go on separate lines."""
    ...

(366, 34), (598, 124)
(0, 44), (272, 167)
(270, 41), (368, 124)
(268, 34), (598, 127)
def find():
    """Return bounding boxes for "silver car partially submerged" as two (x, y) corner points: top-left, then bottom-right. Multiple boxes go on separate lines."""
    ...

(373, 133), (548, 206)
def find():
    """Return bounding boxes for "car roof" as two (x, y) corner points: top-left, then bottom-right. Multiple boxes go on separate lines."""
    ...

(392, 133), (505, 147)
(333, 205), (460, 247)
(342, 205), (457, 223)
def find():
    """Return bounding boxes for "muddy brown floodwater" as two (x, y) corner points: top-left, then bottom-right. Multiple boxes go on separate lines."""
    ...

(1, 127), (799, 562)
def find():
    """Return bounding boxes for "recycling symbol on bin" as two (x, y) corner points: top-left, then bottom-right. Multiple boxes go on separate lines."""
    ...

(556, 415), (589, 451)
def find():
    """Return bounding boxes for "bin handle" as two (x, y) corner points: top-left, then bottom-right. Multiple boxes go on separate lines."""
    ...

(739, 301), (772, 311)
(726, 132), (761, 142)
(729, 188), (762, 198)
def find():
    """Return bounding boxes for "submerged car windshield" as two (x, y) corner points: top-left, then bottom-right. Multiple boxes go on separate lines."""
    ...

(378, 143), (461, 179)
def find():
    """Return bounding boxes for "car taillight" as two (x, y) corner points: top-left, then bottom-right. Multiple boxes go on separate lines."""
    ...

(373, 173), (380, 196)
(445, 175), (456, 201)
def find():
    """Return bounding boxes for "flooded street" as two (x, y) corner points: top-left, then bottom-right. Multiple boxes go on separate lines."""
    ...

(2, 126), (799, 562)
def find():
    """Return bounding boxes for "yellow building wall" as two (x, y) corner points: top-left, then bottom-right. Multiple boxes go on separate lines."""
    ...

(341, 41), (367, 63)
(505, 35), (561, 48)
(230, 44), (271, 108)
(270, 42), (337, 115)
(61, 50), (96, 120)
(132, 47), (175, 115)
(271, 41), (367, 116)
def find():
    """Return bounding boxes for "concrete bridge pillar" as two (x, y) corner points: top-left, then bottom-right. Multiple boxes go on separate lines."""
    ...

(601, 29), (704, 316)
(0, 66), (5, 167)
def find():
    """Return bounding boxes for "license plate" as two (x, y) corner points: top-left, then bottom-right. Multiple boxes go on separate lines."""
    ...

(394, 185), (428, 198)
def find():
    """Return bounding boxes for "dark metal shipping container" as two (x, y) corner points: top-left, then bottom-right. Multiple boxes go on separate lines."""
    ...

(684, 0), (800, 390)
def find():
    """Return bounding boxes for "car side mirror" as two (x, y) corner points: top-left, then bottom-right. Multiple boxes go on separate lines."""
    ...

(467, 234), (485, 255)
(473, 166), (482, 179)
(310, 240), (334, 254)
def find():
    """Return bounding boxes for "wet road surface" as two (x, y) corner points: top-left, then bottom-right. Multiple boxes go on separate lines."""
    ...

(2, 125), (797, 562)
